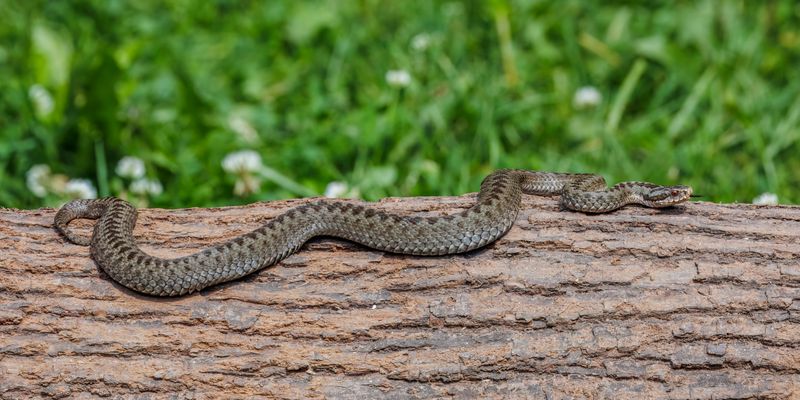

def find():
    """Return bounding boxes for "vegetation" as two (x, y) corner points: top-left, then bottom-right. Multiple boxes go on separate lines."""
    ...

(2, 1), (799, 208)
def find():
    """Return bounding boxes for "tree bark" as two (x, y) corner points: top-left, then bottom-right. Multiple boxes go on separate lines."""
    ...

(1, 195), (799, 399)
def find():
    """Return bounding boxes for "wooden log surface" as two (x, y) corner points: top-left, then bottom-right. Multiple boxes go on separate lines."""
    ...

(1, 195), (799, 399)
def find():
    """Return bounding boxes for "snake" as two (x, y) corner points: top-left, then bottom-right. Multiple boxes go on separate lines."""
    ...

(54, 169), (693, 296)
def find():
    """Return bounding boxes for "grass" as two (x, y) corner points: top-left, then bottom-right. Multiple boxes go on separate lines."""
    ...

(1, 0), (799, 208)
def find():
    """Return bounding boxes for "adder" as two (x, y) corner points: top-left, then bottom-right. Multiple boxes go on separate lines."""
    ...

(55, 169), (693, 296)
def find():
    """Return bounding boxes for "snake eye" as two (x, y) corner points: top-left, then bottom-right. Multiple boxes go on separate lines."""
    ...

(671, 190), (679, 196)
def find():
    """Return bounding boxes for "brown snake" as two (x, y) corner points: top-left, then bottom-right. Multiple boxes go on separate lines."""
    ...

(55, 169), (693, 296)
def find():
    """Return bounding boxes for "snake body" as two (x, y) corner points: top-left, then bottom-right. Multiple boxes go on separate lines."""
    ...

(55, 169), (692, 296)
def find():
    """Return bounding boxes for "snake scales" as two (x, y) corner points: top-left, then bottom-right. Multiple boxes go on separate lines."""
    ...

(55, 169), (693, 296)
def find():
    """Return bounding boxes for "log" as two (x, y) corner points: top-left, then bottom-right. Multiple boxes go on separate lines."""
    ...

(1, 195), (799, 399)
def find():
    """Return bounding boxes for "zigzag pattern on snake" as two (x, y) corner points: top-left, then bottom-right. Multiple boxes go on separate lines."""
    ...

(54, 169), (693, 296)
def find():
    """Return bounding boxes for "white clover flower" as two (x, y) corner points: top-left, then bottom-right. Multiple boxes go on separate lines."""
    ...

(233, 175), (261, 197)
(385, 70), (412, 87)
(222, 150), (263, 174)
(228, 115), (258, 143)
(64, 179), (97, 199)
(411, 33), (431, 51)
(129, 179), (148, 195)
(324, 181), (348, 198)
(752, 192), (778, 205)
(28, 84), (54, 116)
(130, 178), (163, 196)
(573, 86), (602, 109)
(115, 156), (146, 179)
(146, 180), (163, 196)
(26, 164), (51, 197)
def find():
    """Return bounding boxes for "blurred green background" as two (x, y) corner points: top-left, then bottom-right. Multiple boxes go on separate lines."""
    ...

(1, 0), (799, 209)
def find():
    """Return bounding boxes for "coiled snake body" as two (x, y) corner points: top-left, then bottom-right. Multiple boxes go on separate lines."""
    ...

(55, 169), (692, 296)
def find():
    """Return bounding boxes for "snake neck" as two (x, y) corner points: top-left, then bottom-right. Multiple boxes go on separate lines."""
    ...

(560, 180), (635, 213)
(611, 182), (661, 208)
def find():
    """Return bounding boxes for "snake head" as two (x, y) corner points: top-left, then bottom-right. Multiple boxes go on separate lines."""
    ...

(642, 185), (693, 207)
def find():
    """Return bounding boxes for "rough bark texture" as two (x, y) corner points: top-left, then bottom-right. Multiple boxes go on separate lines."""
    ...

(1, 195), (799, 399)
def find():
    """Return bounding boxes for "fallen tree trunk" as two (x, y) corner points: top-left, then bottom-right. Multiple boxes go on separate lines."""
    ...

(1, 195), (799, 399)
